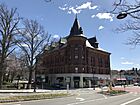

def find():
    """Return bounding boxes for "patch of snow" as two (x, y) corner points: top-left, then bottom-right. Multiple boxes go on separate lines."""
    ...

(86, 40), (94, 48)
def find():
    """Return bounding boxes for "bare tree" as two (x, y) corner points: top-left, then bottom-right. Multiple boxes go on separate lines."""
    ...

(4, 52), (27, 82)
(17, 19), (51, 89)
(17, 52), (29, 81)
(112, 0), (140, 18)
(111, 0), (140, 46)
(4, 54), (20, 83)
(0, 4), (20, 89)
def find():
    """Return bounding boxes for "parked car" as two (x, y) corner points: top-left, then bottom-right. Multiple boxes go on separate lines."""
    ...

(134, 83), (139, 86)
(51, 84), (65, 89)
(115, 82), (125, 86)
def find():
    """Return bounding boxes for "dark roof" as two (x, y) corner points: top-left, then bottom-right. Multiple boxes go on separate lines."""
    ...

(69, 16), (83, 36)
(88, 37), (97, 43)
(88, 37), (99, 48)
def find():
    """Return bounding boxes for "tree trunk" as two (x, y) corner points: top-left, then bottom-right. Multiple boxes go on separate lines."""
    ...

(27, 68), (33, 89)
(11, 72), (16, 83)
(0, 66), (4, 89)
(0, 73), (3, 89)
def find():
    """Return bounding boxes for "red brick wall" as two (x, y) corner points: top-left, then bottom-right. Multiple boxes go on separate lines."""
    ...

(37, 36), (110, 75)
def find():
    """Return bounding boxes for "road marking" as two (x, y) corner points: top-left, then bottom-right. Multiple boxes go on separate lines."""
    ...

(67, 92), (108, 105)
(67, 98), (105, 105)
(76, 97), (85, 101)
(10, 93), (14, 95)
(102, 95), (107, 99)
(120, 97), (140, 105)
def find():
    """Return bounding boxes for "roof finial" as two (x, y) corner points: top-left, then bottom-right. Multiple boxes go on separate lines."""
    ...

(75, 14), (78, 19)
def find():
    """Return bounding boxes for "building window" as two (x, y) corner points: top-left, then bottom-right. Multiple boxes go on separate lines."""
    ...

(91, 56), (95, 66)
(82, 67), (85, 72)
(75, 55), (78, 59)
(105, 60), (109, 67)
(75, 47), (78, 50)
(69, 56), (71, 60)
(82, 56), (84, 59)
(98, 57), (103, 67)
(62, 56), (64, 62)
(92, 57), (95, 66)
(75, 67), (78, 73)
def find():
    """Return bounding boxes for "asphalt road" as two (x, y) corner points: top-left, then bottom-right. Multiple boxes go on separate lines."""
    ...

(1, 88), (140, 105)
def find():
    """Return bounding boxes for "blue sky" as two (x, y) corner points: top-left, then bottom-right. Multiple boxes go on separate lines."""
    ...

(1, 0), (140, 70)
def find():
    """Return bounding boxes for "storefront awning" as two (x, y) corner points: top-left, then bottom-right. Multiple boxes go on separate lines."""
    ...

(116, 78), (126, 80)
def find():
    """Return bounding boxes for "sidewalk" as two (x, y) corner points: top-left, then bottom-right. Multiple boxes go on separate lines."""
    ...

(112, 85), (140, 93)
(0, 87), (105, 93)
(0, 89), (51, 93)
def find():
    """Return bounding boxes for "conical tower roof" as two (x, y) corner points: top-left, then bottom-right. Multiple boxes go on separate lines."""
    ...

(69, 15), (83, 36)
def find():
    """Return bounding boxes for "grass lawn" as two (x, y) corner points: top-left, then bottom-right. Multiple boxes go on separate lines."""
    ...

(99, 90), (127, 96)
(0, 93), (69, 103)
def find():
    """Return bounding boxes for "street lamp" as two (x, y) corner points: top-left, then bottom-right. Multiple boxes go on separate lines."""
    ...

(33, 68), (37, 92)
(33, 57), (38, 92)
(117, 12), (127, 19)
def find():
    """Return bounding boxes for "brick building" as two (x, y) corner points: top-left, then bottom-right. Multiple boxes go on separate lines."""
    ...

(36, 17), (111, 88)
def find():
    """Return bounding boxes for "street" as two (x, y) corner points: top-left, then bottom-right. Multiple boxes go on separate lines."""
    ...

(1, 86), (140, 105)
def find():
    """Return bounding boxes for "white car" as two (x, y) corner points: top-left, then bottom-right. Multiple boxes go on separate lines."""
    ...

(134, 83), (139, 86)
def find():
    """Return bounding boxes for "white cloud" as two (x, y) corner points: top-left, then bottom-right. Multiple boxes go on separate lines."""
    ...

(90, 5), (98, 10)
(133, 64), (140, 68)
(121, 61), (134, 65)
(69, 7), (81, 14)
(136, 64), (140, 66)
(20, 43), (29, 47)
(76, 2), (97, 10)
(52, 34), (60, 42)
(67, 11), (72, 14)
(98, 26), (104, 30)
(59, 2), (98, 15)
(53, 34), (60, 39)
(64, 4), (67, 6)
(59, 6), (68, 11)
(96, 13), (114, 21)
(91, 15), (95, 18)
